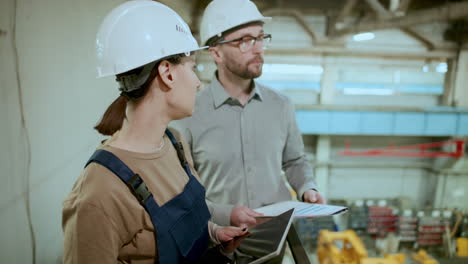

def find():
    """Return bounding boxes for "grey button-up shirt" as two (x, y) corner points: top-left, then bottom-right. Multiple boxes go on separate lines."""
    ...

(171, 75), (317, 226)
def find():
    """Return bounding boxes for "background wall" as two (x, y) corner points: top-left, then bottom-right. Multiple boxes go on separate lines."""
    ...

(1, 0), (467, 263)
(1, 0), (122, 262)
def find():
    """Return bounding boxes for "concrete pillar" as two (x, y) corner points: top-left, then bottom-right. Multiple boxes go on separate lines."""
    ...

(319, 58), (338, 105)
(433, 173), (446, 208)
(315, 136), (331, 198)
(453, 50), (468, 107)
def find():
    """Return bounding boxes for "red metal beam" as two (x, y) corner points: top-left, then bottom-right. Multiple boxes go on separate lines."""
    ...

(339, 140), (465, 158)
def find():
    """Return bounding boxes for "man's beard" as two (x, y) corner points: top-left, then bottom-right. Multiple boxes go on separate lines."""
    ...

(226, 55), (264, 79)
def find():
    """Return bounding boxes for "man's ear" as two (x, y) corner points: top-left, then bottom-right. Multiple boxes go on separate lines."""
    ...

(158, 60), (174, 91)
(208, 46), (223, 65)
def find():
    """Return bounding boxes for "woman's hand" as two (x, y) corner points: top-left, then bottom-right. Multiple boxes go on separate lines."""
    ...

(215, 226), (250, 254)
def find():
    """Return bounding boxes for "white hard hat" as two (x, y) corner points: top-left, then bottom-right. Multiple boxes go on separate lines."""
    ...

(200, 0), (271, 46)
(96, 0), (206, 78)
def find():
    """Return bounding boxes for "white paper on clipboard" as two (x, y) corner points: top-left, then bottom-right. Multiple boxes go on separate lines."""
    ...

(254, 201), (348, 218)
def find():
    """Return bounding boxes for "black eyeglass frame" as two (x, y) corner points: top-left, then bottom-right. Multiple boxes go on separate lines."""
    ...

(213, 34), (272, 48)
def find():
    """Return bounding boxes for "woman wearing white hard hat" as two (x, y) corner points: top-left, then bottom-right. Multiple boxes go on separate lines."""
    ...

(62, 1), (247, 263)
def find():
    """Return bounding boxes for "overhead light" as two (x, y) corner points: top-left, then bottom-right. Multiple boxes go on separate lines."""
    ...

(422, 65), (429, 72)
(262, 64), (324, 75)
(352, 32), (375, 42)
(435, 62), (447, 73)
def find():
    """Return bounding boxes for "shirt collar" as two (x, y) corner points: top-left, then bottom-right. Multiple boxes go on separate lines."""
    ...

(209, 72), (264, 108)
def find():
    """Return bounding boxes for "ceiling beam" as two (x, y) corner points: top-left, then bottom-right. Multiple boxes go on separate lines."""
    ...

(331, 0), (359, 36)
(332, 1), (468, 38)
(363, 0), (435, 50)
(189, 0), (206, 35)
(263, 8), (319, 43)
(336, 0), (359, 24)
(400, 28), (435, 50)
(264, 47), (456, 60)
(389, 0), (399, 12)
(396, 0), (412, 14)
(365, 0), (392, 19)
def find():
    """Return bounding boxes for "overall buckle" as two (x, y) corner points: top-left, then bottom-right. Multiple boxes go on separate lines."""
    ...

(128, 173), (151, 203)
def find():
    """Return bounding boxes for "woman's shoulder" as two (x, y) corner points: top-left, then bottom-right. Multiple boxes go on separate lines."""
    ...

(63, 161), (133, 210)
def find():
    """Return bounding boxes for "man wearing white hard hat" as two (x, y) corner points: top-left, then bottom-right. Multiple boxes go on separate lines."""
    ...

(62, 1), (248, 263)
(172, 0), (326, 230)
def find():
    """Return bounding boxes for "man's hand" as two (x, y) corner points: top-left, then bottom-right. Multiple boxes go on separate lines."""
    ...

(230, 206), (263, 227)
(303, 189), (326, 204)
(216, 226), (250, 254)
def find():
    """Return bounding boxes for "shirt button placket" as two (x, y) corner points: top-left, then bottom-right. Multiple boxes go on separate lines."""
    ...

(240, 111), (250, 205)
(243, 109), (255, 206)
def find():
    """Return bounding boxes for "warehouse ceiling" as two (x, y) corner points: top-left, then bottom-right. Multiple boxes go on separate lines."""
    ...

(255, 0), (467, 14)
(179, 0), (468, 49)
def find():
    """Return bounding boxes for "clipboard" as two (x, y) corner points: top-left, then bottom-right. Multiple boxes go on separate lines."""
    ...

(255, 201), (348, 218)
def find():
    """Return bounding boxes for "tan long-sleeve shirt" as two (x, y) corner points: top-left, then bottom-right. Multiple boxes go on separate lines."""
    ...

(62, 130), (219, 264)
(171, 75), (317, 226)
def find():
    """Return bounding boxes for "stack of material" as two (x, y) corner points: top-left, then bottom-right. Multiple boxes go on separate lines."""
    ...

(367, 203), (398, 238)
(417, 211), (447, 246)
(348, 200), (368, 232)
(399, 209), (418, 243)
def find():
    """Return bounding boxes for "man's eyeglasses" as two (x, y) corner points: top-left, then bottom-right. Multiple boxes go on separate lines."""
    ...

(214, 34), (272, 53)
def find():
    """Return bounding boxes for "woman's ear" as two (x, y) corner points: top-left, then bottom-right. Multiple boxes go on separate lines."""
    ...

(158, 60), (174, 91)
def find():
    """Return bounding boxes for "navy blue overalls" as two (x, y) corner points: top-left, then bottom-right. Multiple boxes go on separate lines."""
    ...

(85, 129), (211, 263)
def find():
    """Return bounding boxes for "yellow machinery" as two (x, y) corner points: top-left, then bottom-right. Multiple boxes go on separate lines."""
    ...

(456, 237), (468, 257)
(317, 230), (405, 264)
(450, 210), (468, 257)
(412, 250), (438, 264)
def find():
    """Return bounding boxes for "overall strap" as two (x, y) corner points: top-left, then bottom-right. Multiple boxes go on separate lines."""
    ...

(165, 129), (192, 177)
(86, 149), (153, 205)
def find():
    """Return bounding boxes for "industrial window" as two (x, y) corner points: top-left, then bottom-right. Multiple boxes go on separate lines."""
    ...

(257, 63), (323, 92)
(335, 61), (446, 96)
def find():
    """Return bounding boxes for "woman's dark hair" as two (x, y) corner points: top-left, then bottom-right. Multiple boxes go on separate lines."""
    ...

(94, 54), (184, 136)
